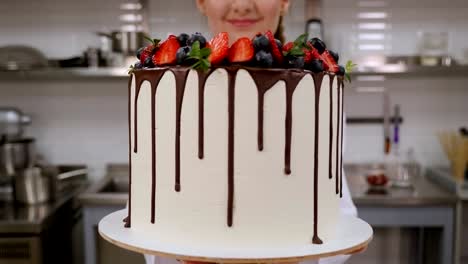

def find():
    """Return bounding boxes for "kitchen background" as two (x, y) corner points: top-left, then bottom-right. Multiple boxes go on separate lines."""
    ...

(0, 0), (467, 264)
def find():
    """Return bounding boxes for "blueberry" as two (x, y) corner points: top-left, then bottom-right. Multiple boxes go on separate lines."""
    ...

(143, 56), (154, 68)
(134, 61), (143, 69)
(177, 33), (190, 46)
(309, 38), (326, 54)
(187, 32), (207, 48)
(176, 46), (192, 65)
(329, 50), (339, 63)
(253, 34), (270, 51)
(254, 50), (273, 67)
(136, 47), (144, 59)
(306, 59), (324, 73)
(286, 56), (305, 69)
(275, 39), (283, 51)
(337, 65), (346, 76)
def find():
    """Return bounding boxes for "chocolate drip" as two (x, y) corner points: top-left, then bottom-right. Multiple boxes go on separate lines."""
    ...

(197, 69), (215, 159)
(247, 69), (285, 151)
(312, 73), (324, 245)
(284, 71), (308, 175)
(328, 77), (334, 180)
(133, 70), (166, 223)
(172, 69), (190, 192)
(339, 79), (344, 198)
(335, 76), (340, 195)
(226, 68), (238, 227)
(125, 74), (133, 228)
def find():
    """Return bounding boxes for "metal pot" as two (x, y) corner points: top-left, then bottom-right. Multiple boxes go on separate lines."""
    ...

(98, 30), (147, 55)
(0, 107), (31, 141)
(0, 138), (35, 177)
(14, 167), (51, 204)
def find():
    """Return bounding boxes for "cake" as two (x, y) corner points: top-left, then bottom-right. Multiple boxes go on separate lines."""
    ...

(124, 31), (351, 248)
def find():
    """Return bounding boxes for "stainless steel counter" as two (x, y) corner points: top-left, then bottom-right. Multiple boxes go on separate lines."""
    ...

(0, 184), (88, 234)
(78, 164), (458, 207)
(346, 165), (458, 206)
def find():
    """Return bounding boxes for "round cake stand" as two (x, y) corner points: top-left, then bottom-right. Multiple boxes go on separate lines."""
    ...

(99, 210), (373, 263)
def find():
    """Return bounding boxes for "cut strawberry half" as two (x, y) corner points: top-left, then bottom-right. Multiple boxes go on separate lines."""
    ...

(265, 30), (283, 64)
(208, 32), (229, 65)
(320, 50), (339, 72)
(152, 35), (180, 66)
(282, 42), (294, 53)
(228, 37), (254, 63)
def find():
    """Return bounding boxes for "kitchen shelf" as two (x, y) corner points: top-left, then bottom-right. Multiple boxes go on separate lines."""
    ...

(1, 65), (468, 81)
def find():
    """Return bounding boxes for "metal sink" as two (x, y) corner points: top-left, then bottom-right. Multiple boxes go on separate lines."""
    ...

(78, 164), (129, 206)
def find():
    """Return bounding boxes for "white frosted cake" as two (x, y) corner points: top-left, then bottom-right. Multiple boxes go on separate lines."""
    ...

(125, 66), (345, 248)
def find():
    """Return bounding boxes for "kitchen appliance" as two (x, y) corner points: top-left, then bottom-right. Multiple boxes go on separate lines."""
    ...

(0, 138), (35, 178)
(0, 107), (31, 141)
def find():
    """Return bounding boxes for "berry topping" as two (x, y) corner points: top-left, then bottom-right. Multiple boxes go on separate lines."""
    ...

(265, 30), (284, 64)
(306, 59), (324, 73)
(208, 32), (229, 65)
(309, 38), (327, 55)
(320, 50), (339, 72)
(136, 47), (144, 60)
(228, 37), (254, 63)
(303, 48), (313, 64)
(152, 35), (180, 66)
(187, 32), (207, 48)
(134, 61), (143, 69)
(286, 56), (305, 69)
(275, 39), (283, 51)
(176, 46), (192, 65)
(254, 50), (273, 67)
(337, 65), (346, 76)
(139, 44), (156, 64)
(282, 42), (294, 53)
(177, 33), (190, 46)
(252, 33), (270, 52)
(143, 56), (155, 68)
(329, 50), (339, 64)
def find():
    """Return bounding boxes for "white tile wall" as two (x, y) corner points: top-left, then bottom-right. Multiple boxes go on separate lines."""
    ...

(0, 0), (467, 180)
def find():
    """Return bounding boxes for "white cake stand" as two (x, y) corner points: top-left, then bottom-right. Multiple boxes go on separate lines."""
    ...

(99, 210), (372, 263)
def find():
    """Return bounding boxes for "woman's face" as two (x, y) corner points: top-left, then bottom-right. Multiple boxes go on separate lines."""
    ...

(196, 0), (290, 43)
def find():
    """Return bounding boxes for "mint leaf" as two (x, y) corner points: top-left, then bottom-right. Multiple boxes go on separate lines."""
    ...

(344, 60), (357, 83)
(200, 47), (211, 58)
(294, 33), (308, 47)
(188, 40), (212, 72)
(143, 36), (161, 46)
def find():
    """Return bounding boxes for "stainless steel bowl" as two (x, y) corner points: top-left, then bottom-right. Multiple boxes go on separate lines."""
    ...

(14, 167), (51, 204)
(0, 138), (35, 177)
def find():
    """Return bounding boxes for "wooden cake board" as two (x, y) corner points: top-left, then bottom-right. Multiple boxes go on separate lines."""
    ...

(99, 210), (372, 263)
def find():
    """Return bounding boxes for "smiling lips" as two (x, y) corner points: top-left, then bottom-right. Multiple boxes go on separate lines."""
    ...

(226, 18), (262, 28)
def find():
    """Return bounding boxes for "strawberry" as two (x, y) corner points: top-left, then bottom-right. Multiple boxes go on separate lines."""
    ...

(208, 32), (229, 65)
(152, 35), (180, 66)
(265, 30), (284, 64)
(306, 43), (321, 59)
(303, 48), (313, 64)
(282, 42), (294, 53)
(320, 50), (339, 72)
(228, 37), (254, 63)
(139, 45), (156, 64)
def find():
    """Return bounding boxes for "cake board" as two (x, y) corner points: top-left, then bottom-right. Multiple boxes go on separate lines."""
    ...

(99, 210), (372, 263)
